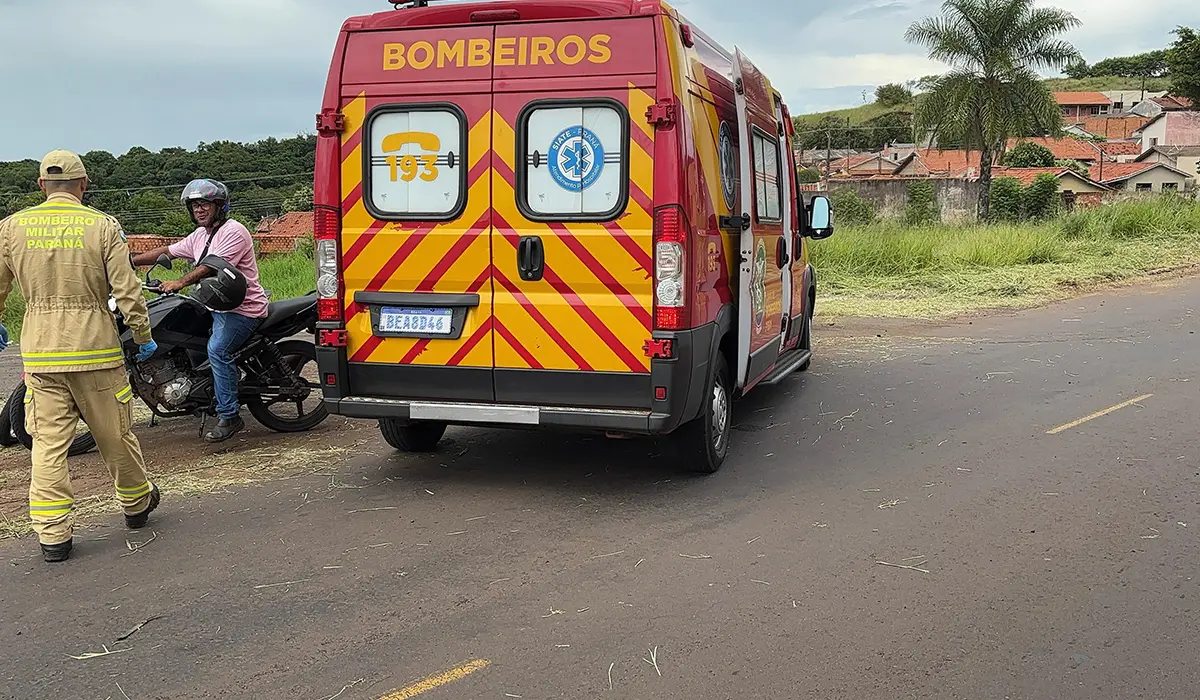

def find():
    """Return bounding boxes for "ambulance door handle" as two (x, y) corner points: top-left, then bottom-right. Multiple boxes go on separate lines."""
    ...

(518, 235), (545, 282)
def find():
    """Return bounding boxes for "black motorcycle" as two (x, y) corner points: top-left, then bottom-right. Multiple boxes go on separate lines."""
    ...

(5, 254), (328, 450)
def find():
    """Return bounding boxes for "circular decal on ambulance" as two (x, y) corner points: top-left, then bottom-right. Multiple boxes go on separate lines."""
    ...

(548, 125), (605, 192)
(752, 238), (767, 333)
(718, 121), (737, 210)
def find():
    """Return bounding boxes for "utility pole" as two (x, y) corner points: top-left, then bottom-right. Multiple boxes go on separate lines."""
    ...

(825, 126), (832, 184)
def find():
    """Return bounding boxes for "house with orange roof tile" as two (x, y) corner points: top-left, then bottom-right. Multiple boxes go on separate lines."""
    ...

(1055, 92), (1112, 120)
(1088, 161), (1195, 193)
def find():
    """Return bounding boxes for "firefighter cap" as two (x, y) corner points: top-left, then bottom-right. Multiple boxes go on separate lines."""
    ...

(40, 149), (88, 182)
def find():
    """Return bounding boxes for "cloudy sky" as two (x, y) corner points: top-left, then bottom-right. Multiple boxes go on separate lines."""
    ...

(0, 0), (1194, 162)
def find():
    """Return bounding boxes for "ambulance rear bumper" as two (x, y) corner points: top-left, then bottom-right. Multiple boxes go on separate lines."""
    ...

(325, 396), (672, 434)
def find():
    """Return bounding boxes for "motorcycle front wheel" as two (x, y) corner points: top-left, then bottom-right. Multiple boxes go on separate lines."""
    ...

(6, 380), (99, 456)
(246, 339), (329, 433)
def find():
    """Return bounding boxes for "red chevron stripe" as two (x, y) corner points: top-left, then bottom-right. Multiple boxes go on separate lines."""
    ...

(400, 266), (493, 365)
(363, 222), (437, 293)
(415, 210), (490, 292)
(601, 219), (653, 276)
(629, 182), (653, 215)
(493, 265), (592, 371)
(341, 216), (388, 271)
(544, 221), (651, 329)
(341, 182), (363, 212)
(447, 316), (493, 366)
(349, 333), (383, 364)
(630, 124), (654, 157)
(493, 318), (542, 369)
(493, 213), (645, 373)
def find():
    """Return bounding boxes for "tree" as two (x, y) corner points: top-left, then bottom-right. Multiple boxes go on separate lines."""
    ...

(1168, 26), (1200, 106)
(1062, 59), (1090, 79)
(796, 168), (822, 184)
(905, 0), (1082, 220)
(875, 83), (914, 106)
(988, 177), (1024, 222)
(1002, 141), (1056, 167)
(284, 184), (314, 212)
(1022, 172), (1061, 220)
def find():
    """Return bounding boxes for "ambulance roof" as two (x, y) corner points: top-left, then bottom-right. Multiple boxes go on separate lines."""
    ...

(344, 0), (664, 32)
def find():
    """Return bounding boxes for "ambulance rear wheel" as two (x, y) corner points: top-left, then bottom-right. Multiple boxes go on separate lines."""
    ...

(379, 419), (446, 453)
(673, 354), (731, 474)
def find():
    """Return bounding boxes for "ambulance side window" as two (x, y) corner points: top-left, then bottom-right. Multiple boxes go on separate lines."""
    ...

(363, 104), (467, 221)
(751, 128), (782, 223)
(517, 98), (630, 222)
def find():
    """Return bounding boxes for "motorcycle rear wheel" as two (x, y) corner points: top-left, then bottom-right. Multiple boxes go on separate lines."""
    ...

(246, 339), (329, 433)
(0, 392), (16, 447)
(6, 380), (99, 457)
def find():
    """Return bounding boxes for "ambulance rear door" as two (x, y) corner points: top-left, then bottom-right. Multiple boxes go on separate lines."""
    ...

(731, 47), (790, 391)
(488, 18), (659, 410)
(337, 26), (497, 403)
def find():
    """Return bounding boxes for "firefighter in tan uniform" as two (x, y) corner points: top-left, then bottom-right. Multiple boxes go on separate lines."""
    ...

(0, 150), (162, 563)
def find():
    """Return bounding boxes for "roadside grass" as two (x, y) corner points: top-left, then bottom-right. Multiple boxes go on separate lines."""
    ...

(810, 196), (1200, 318)
(0, 251), (316, 342)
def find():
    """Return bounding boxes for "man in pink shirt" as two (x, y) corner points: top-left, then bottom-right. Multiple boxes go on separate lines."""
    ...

(132, 179), (269, 442)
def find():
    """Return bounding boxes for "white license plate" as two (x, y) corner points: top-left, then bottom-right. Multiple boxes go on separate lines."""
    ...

(378, 307), (453, 335)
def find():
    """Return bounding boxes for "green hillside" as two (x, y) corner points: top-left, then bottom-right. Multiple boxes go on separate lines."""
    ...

(792, 75), (1171, 126)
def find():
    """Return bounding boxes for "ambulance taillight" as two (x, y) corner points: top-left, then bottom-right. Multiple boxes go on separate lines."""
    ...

(653, 204), (688, 330)
(314, 206), (343, 323)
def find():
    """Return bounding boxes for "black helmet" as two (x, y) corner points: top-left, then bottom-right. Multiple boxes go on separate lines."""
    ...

(190, 255), (247, 312)
(181, 178), (231, 225)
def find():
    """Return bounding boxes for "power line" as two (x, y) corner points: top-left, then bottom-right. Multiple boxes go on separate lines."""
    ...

(0, 172), (313, 201)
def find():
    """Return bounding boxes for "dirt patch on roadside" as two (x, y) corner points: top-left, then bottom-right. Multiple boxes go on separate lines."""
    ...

(0, 412), (374, 540)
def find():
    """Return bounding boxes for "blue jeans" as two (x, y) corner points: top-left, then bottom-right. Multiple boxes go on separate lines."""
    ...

(208, 312), (260, 419)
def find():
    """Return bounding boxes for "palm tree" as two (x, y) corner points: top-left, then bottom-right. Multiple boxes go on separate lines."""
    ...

(905, 0), (1083, 219)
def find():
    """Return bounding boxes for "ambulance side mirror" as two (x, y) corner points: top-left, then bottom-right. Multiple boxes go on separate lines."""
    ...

(804, 195), (834, 240)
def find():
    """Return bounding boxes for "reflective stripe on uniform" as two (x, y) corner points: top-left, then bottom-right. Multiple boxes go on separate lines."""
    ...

(24, 203), (102, 216)
(116, 482), (152, 500)
(29, 498), (74, 519)
(115, 385), (134, 403)
(22, 348), (124, 367)
(23, 387), (31, 404)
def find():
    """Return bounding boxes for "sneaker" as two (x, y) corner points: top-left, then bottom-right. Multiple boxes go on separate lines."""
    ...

(41, 539), (73, 563)
(125, 484), (161, 529)
(204, 415), (245, 443)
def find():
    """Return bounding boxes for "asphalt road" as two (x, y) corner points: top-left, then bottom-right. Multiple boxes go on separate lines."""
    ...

(3, 276), (1200, 700)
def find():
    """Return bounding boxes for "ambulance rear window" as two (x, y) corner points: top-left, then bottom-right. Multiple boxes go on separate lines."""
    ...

(363, 103), (467, 221)
(517, 99), (629, 222)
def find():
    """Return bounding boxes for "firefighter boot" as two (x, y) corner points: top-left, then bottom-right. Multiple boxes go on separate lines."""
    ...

(125, 483), (161, 529)
(41, 539), (73, 563)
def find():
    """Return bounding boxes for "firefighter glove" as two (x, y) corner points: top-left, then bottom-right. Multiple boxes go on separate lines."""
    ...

(136, 339), (157, 362)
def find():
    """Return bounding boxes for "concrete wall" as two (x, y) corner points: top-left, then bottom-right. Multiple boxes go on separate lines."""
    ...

(1140, 118), (1168, 150)
(126, 233), (306, 255)
(829, 178), (983, 222)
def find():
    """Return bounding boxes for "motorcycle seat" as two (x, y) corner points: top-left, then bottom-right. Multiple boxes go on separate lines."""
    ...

(259, 296), (316, 335)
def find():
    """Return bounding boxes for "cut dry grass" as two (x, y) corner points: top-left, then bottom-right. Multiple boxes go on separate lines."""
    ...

(810, 196), (1200, 318)
(0, 442), (357, 540)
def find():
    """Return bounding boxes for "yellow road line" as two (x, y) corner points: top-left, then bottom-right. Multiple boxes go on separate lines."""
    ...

(1046, 394), (1154, 435)
(378, 659), (490, 700)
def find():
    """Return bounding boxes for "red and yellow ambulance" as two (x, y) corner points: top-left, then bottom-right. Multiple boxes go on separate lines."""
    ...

(313, 0), (834, 473)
